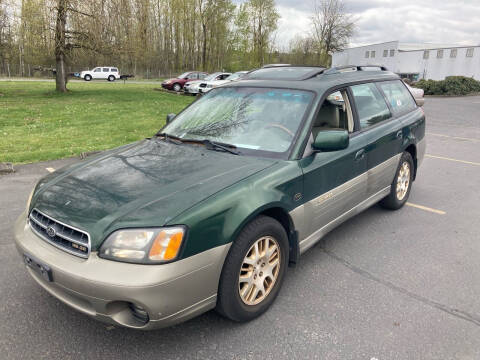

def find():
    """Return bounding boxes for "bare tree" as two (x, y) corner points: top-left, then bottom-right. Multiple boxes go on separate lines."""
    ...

(54, 0), (68, 92)
(311, 0), (355, 66)
(54, 0), (97, 92)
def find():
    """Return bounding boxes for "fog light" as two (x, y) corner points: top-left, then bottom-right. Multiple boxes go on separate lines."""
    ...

(129, 303), (149, 324)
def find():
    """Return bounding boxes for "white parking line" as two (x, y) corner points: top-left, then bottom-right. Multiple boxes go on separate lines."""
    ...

(425, 154), (480, 166)
(406, 202), (446, 215)
(46, 167), (55, 173)
(427, 132), (480, 142)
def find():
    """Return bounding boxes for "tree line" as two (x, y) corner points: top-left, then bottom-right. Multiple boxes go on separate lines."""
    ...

(0, 0), (354, 91)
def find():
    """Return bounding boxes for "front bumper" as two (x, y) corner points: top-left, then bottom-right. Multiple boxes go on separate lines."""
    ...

(184, 86), (199, 94)
(14, 212), (231, 329)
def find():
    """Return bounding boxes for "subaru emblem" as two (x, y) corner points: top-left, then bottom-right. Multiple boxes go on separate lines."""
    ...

(46, 226), (56, 238)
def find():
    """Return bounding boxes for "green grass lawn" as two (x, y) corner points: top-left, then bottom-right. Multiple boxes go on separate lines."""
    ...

(0, 81), (195, 164)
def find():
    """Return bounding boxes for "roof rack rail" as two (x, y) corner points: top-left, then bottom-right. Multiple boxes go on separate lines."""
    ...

(245, 65), (327, 80)
(261, 63), (292, 68)
(323, 65), (389, 75)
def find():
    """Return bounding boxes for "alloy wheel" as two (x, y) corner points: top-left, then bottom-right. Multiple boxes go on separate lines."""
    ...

(396, 161), (411, 201)
(238, 236), (281, 306)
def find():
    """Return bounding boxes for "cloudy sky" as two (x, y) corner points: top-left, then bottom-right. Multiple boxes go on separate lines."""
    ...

(268, 0), (480, 49)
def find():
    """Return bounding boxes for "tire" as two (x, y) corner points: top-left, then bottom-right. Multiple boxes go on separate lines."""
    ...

(108, 75), (115, 82)
(216, 215), (288, 322)
(380, 151), (414, 210)
(172, 83), (182, 92)
(84, 74), (92, 81)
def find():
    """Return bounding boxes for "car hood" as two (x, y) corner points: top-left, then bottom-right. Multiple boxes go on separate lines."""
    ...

(185, 80), (202, 85)
(208, 80), (229, 86)
(163, 78), (182, 83)
(31, 139), (276, 250)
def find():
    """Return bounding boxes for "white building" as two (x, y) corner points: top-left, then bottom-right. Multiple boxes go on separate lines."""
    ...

(332, 41), (480, 81)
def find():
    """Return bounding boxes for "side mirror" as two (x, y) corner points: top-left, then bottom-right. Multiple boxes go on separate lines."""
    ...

(166, 113), (176, 124)
(312, 130), (349, 152)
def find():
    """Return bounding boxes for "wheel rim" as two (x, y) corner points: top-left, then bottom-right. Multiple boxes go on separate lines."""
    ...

(238, 236), (281, 306)
(396, 161), (411, 201)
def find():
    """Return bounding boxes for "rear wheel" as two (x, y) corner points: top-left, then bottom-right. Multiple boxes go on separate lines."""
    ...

(108, 75), (115, 82)
(172, 83), (181, 92)
(380, 151), (414, 210)
(217, 216), (288, 322)
(84, 74), (92, 81)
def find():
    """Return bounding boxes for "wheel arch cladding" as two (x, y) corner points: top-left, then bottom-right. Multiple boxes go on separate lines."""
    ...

(237, 206), (299, 266)
(404, 144), (417, 180)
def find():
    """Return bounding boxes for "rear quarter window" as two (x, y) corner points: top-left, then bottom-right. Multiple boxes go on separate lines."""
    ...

(378, 80), (417, 115)
(111, 68), (118, 72)
(350, 83), (391, 129)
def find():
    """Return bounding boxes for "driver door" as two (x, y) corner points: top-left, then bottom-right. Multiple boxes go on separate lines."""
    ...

(92, 68), (102, 79)
(296, 89), (368, 250)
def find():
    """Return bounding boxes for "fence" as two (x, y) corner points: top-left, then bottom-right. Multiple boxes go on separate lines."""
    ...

(0, 62), (182, 80)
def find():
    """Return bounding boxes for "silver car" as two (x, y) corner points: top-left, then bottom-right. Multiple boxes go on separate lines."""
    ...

(185, 72), (231, 95)
(199, 71), (248, 94)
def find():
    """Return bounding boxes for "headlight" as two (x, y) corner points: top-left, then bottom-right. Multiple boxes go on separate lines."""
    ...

(206, 84), (213, 88)
(165, 80), (172, 84)
(99, 227), (186, 264)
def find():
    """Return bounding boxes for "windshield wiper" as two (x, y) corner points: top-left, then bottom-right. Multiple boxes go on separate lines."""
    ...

(156, 133), (239, 155)
(155, 132), (183, 145)
(201, 139), (240, 155)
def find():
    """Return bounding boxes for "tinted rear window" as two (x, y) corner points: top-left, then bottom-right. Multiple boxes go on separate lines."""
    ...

(378, 80), (417, 115)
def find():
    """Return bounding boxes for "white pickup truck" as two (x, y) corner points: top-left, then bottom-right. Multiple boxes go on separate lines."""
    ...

(80, 67), (120, 82)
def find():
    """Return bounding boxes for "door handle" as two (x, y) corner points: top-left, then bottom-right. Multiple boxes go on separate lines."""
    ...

(396, 130), (403, 139)
(355, 149), (365, 161)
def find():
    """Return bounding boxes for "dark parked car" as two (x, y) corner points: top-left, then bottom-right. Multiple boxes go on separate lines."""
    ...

(15, 65), (425, 330)
(161, 71), (208, 92)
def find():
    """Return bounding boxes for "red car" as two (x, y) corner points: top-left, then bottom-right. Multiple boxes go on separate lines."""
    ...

(161, 71), (208, 92)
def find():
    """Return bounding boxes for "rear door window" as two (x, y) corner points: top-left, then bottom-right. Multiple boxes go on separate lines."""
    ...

(350, 83), (391, 129)
(378, 80), (417, 115)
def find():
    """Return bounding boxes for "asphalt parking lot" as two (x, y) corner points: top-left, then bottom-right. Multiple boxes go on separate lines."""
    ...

(1, 96), (479, 359)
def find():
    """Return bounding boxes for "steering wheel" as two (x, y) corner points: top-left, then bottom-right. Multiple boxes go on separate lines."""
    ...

(265, 123), (295, 138)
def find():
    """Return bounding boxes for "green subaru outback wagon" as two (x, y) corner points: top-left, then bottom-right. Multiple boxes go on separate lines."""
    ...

(15, 65), (425, 329)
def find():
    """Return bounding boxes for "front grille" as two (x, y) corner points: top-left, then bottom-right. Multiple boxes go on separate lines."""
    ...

(29, 209), (90, 258)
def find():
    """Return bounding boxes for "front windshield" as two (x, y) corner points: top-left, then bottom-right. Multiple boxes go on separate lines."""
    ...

(162, 87), (314, 155)
(178, 72), (190, 79)
(204, 72), (222, 81)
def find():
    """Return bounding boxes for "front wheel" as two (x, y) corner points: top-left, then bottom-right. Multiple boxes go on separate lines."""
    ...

(84, 74), (92, 81)
(216, 216), (288, 322)
(380, 151), (414, 210)
(172, 83), (182, 92)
